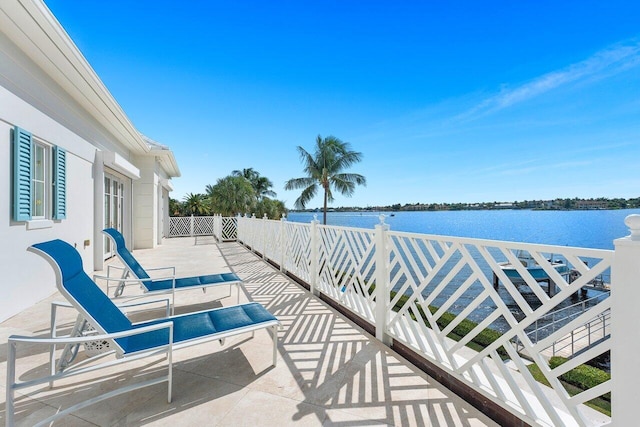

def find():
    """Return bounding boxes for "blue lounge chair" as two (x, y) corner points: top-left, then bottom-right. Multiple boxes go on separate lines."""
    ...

(6, 239), (280, 426)
(101, 228), (242, 310)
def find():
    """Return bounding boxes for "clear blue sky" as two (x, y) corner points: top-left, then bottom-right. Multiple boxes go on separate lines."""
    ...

(46, 1), (639, 209)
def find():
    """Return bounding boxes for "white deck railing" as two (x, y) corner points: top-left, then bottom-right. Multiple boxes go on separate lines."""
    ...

(232, 213), (620, 427)
(168, 215), (237, 241)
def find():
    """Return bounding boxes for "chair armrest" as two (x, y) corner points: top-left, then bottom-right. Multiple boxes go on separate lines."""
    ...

(52, 300), (74, 309)
(94, 274), (177, 285)
(50, 298), (171, 334)
(106, 264), (127, 275)
(93, 274), (150, 284)
(116, 297), (171, 310)
(105, 264), (176, 279)
(10, 320), (175, 346)
(52, 297), (170, 311)
(52, 296), (170, 336)
(93, 274), (155, 297)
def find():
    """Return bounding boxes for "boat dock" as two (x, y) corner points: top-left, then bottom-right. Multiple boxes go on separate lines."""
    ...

(514, 293), (611, 361)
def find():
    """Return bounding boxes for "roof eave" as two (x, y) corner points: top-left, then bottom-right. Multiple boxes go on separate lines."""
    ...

(0, 0), (150, 154)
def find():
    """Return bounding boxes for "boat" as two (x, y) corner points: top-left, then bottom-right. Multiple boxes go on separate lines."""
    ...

(499, 250), (569, 283)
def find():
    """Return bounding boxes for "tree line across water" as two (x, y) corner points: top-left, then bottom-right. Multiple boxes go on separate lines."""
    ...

(321, 197), (640, 213)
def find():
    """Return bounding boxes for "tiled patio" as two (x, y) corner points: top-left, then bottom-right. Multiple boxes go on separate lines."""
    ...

(0, 237), (498, 426)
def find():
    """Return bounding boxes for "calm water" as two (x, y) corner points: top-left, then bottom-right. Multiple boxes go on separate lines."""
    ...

(287, 208), (640, 250)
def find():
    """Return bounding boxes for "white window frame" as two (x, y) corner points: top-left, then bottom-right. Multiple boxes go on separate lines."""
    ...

(31, 140), (49, 220)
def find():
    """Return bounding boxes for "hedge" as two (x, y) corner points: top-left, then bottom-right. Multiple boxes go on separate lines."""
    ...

(550, 356), (611, 402)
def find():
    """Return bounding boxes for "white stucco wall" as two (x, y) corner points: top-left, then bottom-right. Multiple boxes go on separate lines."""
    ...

(0, 90), (95, 322)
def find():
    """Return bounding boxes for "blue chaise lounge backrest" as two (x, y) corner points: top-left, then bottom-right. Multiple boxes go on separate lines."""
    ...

(29, 239), (133, 350)
(102, 228), (150, 280)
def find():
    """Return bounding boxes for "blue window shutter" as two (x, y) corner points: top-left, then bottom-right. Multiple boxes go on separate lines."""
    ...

(53, 146), (66, 220)
(12, 127), (32, 221)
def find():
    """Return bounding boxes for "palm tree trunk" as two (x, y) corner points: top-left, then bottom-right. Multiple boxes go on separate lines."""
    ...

(323, 189), (328, 225)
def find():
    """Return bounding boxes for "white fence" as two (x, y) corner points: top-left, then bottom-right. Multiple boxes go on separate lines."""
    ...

(168, 215), (237, 241)
(236, 213), (619, 427)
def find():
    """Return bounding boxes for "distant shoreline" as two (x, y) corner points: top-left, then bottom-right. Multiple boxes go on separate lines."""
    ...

(290, 206), (633, 213)
(289, 197), (640, 213)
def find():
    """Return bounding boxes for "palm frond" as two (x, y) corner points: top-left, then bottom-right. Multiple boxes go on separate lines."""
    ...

(294, 184), (318, 209)
(285, 177), (316, 190)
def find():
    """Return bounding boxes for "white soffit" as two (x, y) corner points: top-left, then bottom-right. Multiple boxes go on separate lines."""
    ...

(103, 151), (140, 180)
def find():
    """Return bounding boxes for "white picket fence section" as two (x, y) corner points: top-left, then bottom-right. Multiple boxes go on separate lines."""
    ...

(235, 213), (616, 427)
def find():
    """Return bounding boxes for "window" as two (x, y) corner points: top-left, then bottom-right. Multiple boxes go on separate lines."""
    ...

(32, 142), (47, 218)
(12, 126), (66, 222)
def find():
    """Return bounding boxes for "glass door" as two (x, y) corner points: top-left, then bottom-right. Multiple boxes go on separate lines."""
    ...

(104, 174), (125, 259)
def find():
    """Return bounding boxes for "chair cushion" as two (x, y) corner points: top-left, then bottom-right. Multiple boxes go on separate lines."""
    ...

(31, 240), (133, 336)
(103, 228), (150, 280)
(121, 302), (277, 354)
(144, 273), (241, 292)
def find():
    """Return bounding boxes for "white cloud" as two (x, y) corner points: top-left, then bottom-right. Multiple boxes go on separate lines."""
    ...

(458, 39), (640, 121)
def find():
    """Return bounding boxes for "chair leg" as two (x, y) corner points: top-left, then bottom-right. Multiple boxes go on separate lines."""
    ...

(54, 315), (86, 378)
(7, 341), (16, 427)
(114, 269), (129, 297)
(272, 325), (278, 367)
(167, 346), (173, 403)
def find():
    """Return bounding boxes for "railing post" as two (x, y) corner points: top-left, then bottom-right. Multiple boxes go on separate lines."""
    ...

(612, 214), (640, 425)
(235, 214), (241, 242)
(262, 213), (268, 259)
(571, 330), (574, 355)
(375, 214), (391, 346)
(310, 215), (319, 296)
(190, 215), (194, 237)
(251, 214), (257, 253)
(241, 213), (248, 244)
(280, 213), (287, 273)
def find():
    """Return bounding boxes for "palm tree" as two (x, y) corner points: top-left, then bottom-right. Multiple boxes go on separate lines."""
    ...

(232, 168), (259, 183)
(206, 176), (256, 216)
(232, 168), (277, 201)
(253, 176), (277, 200)
(169, 198), (183, 216)
(256, 197), (287, 220)
(183, 193), (209, 216)
(285, 135), (366, 224)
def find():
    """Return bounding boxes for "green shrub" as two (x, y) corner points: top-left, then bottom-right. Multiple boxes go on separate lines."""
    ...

(528, 357), (611, 416)
(550, 357), (611, 402)
(387, 291), (506, 355)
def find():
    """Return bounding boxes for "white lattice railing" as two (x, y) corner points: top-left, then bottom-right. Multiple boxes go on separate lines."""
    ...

(234, 213), (625, 427)
(168, 215), (237, 241)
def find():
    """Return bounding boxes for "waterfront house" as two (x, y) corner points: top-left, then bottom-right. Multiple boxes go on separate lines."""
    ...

(2, 1), (638, 426)
(0, 0), (180, 322)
